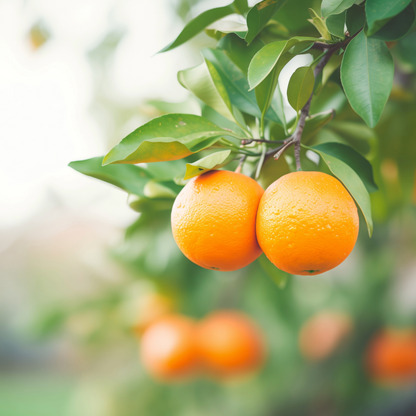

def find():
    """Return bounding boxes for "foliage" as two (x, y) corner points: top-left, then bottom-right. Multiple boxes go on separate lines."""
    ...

(62, 0), (416, 414)
(70, 0), (416, 278)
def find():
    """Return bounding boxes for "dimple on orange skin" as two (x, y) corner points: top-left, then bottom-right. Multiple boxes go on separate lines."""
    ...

(256, 171), (359, 275)
(196, 311), (266, 378)
(171, 170), (264, 272)
(140, 315), (199, 381)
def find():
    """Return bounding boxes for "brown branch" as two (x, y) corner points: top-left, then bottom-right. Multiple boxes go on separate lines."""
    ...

(292, 47), (338, 170)
(310, 42), (331, 51)
(246, 29), (365, 173)
(241, 138), (286, 145)
(288, 28), (365, 171)
(274, 139), (295, 161)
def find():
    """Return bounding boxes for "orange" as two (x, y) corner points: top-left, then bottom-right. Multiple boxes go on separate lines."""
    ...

(196, 311), (266, 378)
(171, 170), (264, 271)
(140, 315), (198, 381)
(299, 310), (353, 361)
(366, 329), (416, 385)
(256, 171), (359, 275)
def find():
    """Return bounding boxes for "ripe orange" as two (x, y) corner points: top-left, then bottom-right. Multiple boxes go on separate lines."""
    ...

(366, 329), (416, 384)
(196, 311), (266, 378)
(299, 311), (353, 361)
(171, 170), (264, 271)
(256, 171), (359, 275)
(140, 315), (198, 381)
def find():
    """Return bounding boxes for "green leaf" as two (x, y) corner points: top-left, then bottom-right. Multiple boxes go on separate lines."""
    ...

(303, 144), (373, 236)
(248, 40), (287, 90)
(369, 4), (415, 42)
(245, 0), (289, 44)
(289, 41), (315, 55)
(233, 0), (250, 15)
(346, 4), (366, 35)
(158, 4), (235, 53)
(184, 150), (233, 180)
(308, 8), (332, 40)
(69, 156), (152, 196)
(247, 37), (318, 90)
(202, 48), (281, 124)
(201, 105), (247, 138)
(102, 114), (235, 165)
(311, 142), (378, 193)
(258, 254), (290, 289)
(144, 159), (187, 181)
(143, 180), (180, 198)
(218, 34), (265, 77)
(178, 60), (238, 123)
(262, 20), (291, 39)
(218, 34), (288, 130)
(287, 66), (315, 112)
(205, 20), (248, 40)
(321, 0), (358, 17)
(326, 10), (346, 39)
(340, 31), (394, 128)
(129, 196), (174, 213)
(273, 83), (288, 133)
(365, 0), (413, 36)
(255, 52), (294, 133)
(200, 107), (246, 140)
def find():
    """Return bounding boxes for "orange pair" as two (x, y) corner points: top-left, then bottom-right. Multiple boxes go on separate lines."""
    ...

(139, 311), (266, 381)
(171, 170), (359, 275)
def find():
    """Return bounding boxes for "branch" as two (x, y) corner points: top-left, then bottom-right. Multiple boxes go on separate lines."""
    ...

(279, 29), (364, 170)
(241, 138), (286, 145)
(292, 48), (337, 170)
(235, 155), (247, 173)
(274, 140), (295, 161)
(244, 30), (365, 173)
(310, 42), (330, 51)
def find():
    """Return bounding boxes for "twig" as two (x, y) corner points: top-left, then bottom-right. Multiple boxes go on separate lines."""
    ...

(241, 138), (286, 145)
(310, 42), (331, 51)
(274, 139), (295, 161)
(246, 29), (364, 173)
(291, 39), (348, 170)
(235, 155), (247, 174)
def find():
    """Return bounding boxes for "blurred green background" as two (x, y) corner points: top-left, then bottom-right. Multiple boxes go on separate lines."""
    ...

(1, 0), (416, 415)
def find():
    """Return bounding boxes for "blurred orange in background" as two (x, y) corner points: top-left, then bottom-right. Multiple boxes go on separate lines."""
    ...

(366, 329), (416, 386)
(299, 310), (353, 361)
(139, 314), (199, 382)
(196, 311), (266, 380)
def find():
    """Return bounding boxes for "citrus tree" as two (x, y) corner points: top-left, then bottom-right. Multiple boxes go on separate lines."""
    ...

(69, 0), (412, 280)
(63, 0), (416, 414)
